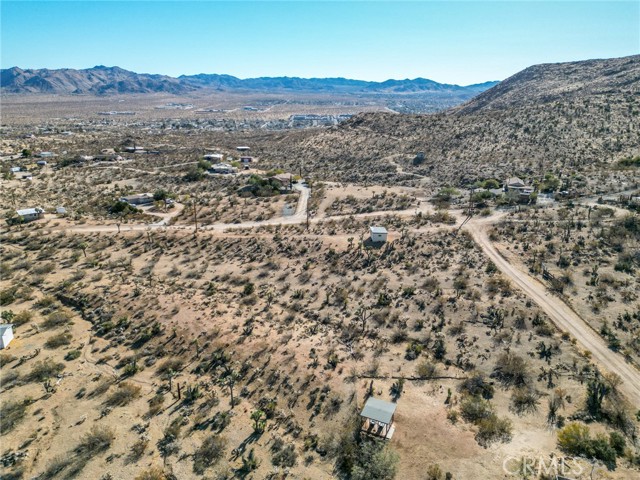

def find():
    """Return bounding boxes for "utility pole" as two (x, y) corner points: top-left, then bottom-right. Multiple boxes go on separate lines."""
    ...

(192, 190), (200, 235)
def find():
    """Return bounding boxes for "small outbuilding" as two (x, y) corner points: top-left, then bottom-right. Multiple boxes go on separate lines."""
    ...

(369, 226), (388, 243)
(16, 207), (45, 222)
(0, 324), (14, 349)
(360, 397), (396, 439)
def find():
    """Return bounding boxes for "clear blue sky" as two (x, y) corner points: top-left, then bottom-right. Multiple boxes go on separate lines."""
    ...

(1, 1), (638, 84)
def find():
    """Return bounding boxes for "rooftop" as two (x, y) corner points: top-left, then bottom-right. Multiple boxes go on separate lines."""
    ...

(360, 397), (396, 425)
(121, 193), (153, 200)
(0, 324), (14, 334)
(17, 207), (44, 216)
(370, 226), (388, 234)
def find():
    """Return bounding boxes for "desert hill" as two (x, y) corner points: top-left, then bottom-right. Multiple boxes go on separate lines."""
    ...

(455, 55), (640, 113)
(253, 55), (640, 186)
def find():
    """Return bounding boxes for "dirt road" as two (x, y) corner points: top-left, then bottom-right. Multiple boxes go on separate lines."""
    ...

(466, 218), (640, 406)
(48, 189), (640, 405)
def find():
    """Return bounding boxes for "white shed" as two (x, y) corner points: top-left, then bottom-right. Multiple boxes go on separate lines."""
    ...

(16, 207), (45, 222)
(370, 226), (388, 243)
(0, 324), (14, 349)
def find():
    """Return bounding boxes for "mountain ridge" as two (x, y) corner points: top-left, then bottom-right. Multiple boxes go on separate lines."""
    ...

(0, 65), (498, 95)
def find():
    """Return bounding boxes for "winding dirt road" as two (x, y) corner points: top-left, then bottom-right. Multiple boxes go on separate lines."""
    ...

(466, 217), (640, 407)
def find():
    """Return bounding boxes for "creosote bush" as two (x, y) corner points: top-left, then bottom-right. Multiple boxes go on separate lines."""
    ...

(105, 381), (141, 407)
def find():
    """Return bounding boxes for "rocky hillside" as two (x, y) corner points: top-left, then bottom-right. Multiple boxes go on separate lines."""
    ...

(455, 55), (640, 113)
(253, 55), (640, 186)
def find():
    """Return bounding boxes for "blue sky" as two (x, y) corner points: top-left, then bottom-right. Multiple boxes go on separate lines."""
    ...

(1, 1), (638, 84)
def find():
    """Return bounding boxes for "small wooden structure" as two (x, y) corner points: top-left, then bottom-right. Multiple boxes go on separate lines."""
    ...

(360, 397), (396, 439)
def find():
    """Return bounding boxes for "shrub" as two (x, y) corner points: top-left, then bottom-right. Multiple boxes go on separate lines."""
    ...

(12, 310), (34, 326)
(558, 423), (619, 470)
(27, 359), (65, 382)
(45, 332), (73, 349)
(135, 466), (168, 480)
(271, 442), (297, 468)
(459, 373), (494, 399)
(193, 434), (227, 473)
(492, 352), (530, 387)
(65, 350), (81, 361)
(0, 398), (32, 435)
(148, 393), (165, 416)
(42, 310), (73, 329)
(460, 396), (494, 423)
(416, 360), (438, 379)
(510, 388), (540, 415)
(349, 439), (399, 480)
(76, 425), (115, 454)
(105, 382), (141, 407)
(475, 414), (513, 447)
(0, 353), (17, 367)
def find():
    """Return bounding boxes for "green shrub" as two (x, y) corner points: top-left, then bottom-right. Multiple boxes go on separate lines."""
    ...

(105, 382), (141, 407)
(0, 398), (32, 435)
(475, 414), (513, 447)
(45, 332), (73, 349)
(459, 373), (494, 399)
(134, 466), (168, 480)
(12, 310), (34, 326)
(76, 425), (115, 454)
(193, 435), (227, 474)
(65, 350), (81, 361)
(42, 310), (73, 329)
(557, 423), (618, 470)
(27, 359), (65, 382)
(460, 396), (494, 423)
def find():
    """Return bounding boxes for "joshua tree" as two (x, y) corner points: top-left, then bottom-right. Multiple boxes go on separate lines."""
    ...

(354, 304), (373, 334)
(250, 410), (266, 433)
(220, 370), (240, 409)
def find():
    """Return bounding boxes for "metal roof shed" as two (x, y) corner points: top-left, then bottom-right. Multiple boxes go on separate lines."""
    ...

(360, 397), (396, 439)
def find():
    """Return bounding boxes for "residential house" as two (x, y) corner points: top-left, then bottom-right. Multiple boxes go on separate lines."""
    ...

(120, 193), (154, 206)
(271, 173), (293, 191)
(209, 163), (237, 174)
(16, 207), (45, 222)
(504, 177), (526, 190)
(505, 176), (535, 203)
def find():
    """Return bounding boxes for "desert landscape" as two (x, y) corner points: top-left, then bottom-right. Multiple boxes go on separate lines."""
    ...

(1, 53), (639, 480)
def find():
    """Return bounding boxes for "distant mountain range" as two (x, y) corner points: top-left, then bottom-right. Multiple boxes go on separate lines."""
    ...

(0, 65), (498, 96)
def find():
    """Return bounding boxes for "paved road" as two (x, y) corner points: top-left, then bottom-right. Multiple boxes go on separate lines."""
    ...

(465, 216), (640, 407)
